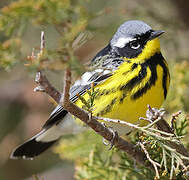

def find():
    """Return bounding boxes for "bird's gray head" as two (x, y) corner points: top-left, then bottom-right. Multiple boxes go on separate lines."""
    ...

(110, 20), (164, 58)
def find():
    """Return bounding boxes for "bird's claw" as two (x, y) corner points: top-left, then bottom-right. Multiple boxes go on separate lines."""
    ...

(102, 123), (118, 150)
(108, 130), (118, 150)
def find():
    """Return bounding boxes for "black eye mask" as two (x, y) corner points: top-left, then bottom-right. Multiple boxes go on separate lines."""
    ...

(112, 30), (153, 59)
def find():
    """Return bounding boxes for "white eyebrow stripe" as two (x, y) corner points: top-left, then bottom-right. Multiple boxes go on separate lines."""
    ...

(113, 37), (136, 48)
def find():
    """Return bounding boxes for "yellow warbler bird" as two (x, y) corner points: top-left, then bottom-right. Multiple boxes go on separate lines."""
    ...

(11, 20), (170, 159)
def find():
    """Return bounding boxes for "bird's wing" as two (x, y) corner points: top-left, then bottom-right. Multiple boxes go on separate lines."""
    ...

(42, 70), (112, 129)
(43, 44), (124, 129)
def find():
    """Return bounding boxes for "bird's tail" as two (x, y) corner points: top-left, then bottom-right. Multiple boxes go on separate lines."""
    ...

(10, 129), (57, 160)
(10, 109), (84, 160)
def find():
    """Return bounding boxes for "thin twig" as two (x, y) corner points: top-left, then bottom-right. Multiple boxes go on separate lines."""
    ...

(33, 31), (61, 102)
(34, 71), (61, 102)
(171, 111), (182, 129)
(170, 152), (175, 180)
(40, 31), (45, 51)
(62, 68), (71, 106)
(140, 142), (160, 179)
(162, 148), (168, 172)
(96, 117), (180, 143)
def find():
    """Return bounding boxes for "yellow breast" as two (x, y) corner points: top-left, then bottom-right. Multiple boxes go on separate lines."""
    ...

(76, 64), (165, 126)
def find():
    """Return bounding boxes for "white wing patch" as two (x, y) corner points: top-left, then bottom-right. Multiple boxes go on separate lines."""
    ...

(73, 69), (112, 87)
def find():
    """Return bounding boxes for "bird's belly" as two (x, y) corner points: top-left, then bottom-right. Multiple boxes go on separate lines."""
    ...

(93, 65), (165, 126)
(110, 82), (164, 126)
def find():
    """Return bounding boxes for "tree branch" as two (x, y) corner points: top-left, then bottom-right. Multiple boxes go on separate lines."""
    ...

(34, 70), (151, 169)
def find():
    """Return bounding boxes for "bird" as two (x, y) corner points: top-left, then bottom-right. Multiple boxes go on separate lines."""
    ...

(11, 20), (170, 159)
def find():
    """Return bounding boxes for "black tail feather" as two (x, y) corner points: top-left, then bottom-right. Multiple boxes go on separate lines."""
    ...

(10, 138), (57, 160)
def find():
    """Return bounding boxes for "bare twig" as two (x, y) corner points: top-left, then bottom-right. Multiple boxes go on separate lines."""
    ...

(61, 68), (71, 106)
(33, 32), (61, 102)
(40, 31), (45, 51)
(34, 71), (61, 103)
(96, 117), (180, 143)
(171, 111), (182, 129)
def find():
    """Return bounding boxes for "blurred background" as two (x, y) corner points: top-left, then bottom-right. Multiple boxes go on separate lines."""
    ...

(0, 0), (189, 179)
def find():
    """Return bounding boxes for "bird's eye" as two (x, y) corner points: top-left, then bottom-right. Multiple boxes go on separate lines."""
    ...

(129, 41), (140, 49)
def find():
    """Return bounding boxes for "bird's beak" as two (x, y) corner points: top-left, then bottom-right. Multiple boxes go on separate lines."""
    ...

(149, 30), (165, 40)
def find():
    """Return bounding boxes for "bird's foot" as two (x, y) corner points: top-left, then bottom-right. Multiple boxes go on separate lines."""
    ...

(102, 123), (118, 150)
